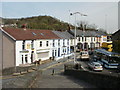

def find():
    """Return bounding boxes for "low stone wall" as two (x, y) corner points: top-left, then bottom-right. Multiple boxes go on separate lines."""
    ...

(2, 67), (15, 75)
(2, 65), (36, 76)
(2, 59), (53, 76)
(64, 69), (120, 88)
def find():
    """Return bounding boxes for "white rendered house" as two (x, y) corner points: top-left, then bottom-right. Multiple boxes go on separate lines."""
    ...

(2, 27), (62, 66)
(68, 30), (108, 51)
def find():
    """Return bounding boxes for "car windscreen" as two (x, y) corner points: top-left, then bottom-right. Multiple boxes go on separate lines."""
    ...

(82, 52), (88, 55)
(95, 64), (101, 66)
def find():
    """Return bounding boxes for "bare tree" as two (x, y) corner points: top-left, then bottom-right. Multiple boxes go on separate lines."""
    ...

(77, 21), (88, 30)
(87, 24), (97, 30)
(77, 20), (98, 31)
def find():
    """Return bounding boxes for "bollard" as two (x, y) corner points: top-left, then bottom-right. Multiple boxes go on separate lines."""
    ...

(75, 63), (79, 70)
(20, 71), (22, 74)
(52, 69), (55, 75)
(27, 69), (29, 73)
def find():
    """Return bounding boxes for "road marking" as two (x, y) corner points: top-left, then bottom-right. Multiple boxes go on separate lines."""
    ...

(41, 59), (73, 71)
(77, 56), (80, 58)
(0, 74), (24, 80)
(81, 66), (87, 71)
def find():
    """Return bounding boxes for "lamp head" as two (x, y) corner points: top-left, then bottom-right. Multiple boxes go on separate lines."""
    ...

(70, 13), (73, 15)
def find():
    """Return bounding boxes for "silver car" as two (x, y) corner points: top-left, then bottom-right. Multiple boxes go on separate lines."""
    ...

(80, 51), (89, 60)
(88, 62), (103, 71)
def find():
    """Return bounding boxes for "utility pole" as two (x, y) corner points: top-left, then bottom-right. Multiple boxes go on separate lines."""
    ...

(105, 14), (107, 32)
(70, 12), (87, 64)
(82, 24), (85, 51)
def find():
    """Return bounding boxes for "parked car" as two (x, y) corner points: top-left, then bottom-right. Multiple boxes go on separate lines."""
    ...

(117, 64), (120, 73)
(80, 51), (89, 60)
(88, 61), (103, 71)
(92, 55), (99, 62)
(88, 51), (94, 55)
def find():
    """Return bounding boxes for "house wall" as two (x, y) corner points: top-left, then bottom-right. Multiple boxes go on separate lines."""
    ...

(35, 39), (51, 61)
(16, 41), (22, 66)
(76, 36), (99, 49)
(101, 36), (107, 43)
(0, 30), (2, 72)
(48, 39), (71, 60)
(15, 38), (72, 66)
(118, 1), (120, 29)
(2, 32), (15, 69)
(16, 40), (33, 66)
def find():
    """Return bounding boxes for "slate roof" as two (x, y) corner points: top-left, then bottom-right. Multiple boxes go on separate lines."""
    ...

(52, 31), (74, 39)
(70, 30), (107, 37)
(1, 27), (61, 40)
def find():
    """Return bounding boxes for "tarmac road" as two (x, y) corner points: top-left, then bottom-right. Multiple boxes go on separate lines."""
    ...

(30, 58), (96, 88)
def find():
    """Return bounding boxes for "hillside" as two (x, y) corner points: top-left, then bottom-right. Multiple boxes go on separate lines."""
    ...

(1, 15), (107, 34)
(2, 16), (73, 31)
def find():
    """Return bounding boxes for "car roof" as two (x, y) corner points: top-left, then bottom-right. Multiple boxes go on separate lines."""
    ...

(81, 51), (88, 52)
(92, 62), (101, 65)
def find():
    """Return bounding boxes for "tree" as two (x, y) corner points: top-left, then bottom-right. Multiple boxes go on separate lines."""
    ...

(77, 21), (88, 30)
(77, 20), (98, 31)
(87, 24), (97, 30)
(98, 28), (108, 34)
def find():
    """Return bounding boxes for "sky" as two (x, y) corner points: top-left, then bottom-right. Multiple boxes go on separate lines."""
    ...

(1, 1), (119, 34)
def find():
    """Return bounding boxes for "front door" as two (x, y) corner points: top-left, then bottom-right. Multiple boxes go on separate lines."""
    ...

(58, 48), (60, 57)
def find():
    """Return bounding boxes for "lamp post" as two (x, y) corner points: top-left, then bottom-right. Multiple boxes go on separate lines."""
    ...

(82, 23), (85, 51)
(70, 12), (87, 64)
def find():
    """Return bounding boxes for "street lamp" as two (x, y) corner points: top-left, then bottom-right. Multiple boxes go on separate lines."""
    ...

(70, 12), (87, 64)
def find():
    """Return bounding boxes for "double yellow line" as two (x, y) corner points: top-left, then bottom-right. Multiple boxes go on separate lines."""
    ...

(42, 59), (73, 71)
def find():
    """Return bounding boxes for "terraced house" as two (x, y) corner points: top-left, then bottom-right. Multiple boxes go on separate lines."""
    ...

(68, 29), (107, 51)
(0, 26), (108, 71)
(0, 27), (73, 70)
(52, 30), (74, 59)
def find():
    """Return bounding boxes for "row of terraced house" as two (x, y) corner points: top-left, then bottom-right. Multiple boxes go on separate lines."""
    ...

(0, 27), (108, 71)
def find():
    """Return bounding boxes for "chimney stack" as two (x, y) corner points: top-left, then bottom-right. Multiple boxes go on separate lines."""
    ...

(21, 24), (27, 30)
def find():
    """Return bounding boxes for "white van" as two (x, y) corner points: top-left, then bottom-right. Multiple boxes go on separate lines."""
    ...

(80, 51), (89, 60)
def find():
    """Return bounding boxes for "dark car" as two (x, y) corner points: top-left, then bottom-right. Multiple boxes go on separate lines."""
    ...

(89, 51), (94, 55)
(91, 55), (99, 62)
(117, 64), (120, 73)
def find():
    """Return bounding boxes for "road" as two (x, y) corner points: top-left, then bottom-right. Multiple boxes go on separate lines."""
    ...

(2, 53), (119, 88)
(76, 54), (119, 75)
(3, 52), (118, 88)
(29, 57), (96, 88)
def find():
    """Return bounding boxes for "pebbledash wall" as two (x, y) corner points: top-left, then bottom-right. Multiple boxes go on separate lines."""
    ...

(16, 40), (32, 66)
(0, 30), (2, 72)
(0, 30), (16, 69)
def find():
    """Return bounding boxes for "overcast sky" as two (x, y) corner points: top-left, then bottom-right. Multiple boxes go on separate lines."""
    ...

(1, 1), (119, 34)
